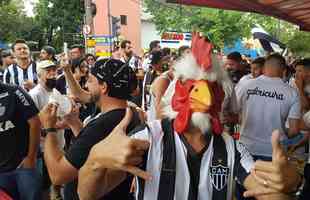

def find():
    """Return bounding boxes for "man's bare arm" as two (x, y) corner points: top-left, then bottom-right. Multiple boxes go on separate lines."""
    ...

(61, 56), (91, 103)
(78, 151), (127, 200)
(78, 108), (151, 200)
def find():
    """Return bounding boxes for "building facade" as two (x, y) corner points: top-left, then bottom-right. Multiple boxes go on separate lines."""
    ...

(93, 0), (142, 56)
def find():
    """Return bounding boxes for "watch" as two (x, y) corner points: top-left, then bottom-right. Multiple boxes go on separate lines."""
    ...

(42, 128), (57, 137)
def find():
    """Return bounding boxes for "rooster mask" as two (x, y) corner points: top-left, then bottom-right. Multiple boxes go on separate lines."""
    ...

(162, 32), (233, 135)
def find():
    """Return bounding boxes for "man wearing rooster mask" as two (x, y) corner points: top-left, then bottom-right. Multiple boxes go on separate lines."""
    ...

(77, 33), (302, 200)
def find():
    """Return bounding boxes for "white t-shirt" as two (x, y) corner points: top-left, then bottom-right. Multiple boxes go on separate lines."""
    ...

(236, 75), (301, 157)
(29, 84), (65, 150)
(235, 74), (253, 95)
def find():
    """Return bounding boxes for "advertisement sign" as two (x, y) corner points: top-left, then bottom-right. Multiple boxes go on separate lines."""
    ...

(160, 32), (192, 48)
(87, 35), (113, 47)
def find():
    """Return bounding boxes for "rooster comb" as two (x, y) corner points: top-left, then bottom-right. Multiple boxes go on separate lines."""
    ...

(191, 32), (213, 71)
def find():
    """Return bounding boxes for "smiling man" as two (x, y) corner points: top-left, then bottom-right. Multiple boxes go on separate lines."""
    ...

(3, 39), (38, 91)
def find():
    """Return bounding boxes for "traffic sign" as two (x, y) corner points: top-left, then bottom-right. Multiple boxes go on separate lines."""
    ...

(86, 39), (96, 47)
(83, 25), (91, 35)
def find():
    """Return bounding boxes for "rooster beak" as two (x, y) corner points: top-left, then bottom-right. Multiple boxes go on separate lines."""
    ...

(189, 81), (212, 113)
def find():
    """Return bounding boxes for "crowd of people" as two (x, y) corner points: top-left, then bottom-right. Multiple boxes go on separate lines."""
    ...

(0, 33), (309, 200)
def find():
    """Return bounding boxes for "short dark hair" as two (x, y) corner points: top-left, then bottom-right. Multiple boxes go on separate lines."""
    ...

(149, 40), (160, 51)
(227, 51), (242, 62)
(120, 40), (131, 49)
(162, 48), (171, 57)
(265, 53), (286, 68)
(85, 53), (96, 60)
(251, 57), (265, 68)
(178, 45), (190, 57)
(11, 39), (27, 51)
(70, 44), (84, 50)
(296, 58), (310, 68)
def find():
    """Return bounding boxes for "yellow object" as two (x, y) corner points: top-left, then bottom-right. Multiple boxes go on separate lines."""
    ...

(189, 81), (212, 113)
(95, 51), (111, 57)
(87, 39), (96, 47)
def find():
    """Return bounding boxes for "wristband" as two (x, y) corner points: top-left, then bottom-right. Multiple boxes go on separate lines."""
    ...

(42, 128), (57, 137)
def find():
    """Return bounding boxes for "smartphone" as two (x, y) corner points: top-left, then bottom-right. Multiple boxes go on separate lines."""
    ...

(64, 42), (68, 58)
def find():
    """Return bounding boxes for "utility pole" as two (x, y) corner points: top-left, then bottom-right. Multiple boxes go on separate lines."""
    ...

(84, 0), (95, 54)
(84, 0), (94, 34)
(107, 0), (112, 57)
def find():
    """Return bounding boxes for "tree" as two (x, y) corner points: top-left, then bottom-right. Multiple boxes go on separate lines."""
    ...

(143, 0), (297, 49)
(34, 0), (84, 51)
(0, 0), (41, 45)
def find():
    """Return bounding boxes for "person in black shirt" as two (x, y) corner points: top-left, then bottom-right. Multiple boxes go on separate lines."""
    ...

(39, 59), (141, 200)
(225, 51), (250, 85)
(0, 83), (41, 200)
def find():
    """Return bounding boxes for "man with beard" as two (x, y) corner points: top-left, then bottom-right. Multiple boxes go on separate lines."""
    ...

(39, 59), (141, 200)
(77, 33), (302, 200)
(225, 51), (250, 85)
(29, 60), (65, 200)
(39, 46), (57, 62)
(120, 40), (141, 71)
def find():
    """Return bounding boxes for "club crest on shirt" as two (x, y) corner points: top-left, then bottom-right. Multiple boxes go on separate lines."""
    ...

(209, 164), (230, 191)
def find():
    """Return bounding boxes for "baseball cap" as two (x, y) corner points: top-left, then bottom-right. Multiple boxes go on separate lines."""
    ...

(91, 58), (137, 100)
(37, 60), (56, 70)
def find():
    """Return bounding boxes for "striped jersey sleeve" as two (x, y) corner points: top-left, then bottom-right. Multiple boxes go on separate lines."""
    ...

(3, 67), (11, 84)
(233, 141), (255, 185)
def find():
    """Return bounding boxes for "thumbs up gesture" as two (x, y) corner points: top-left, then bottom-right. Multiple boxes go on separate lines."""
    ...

(90, 107), (151, 180)
(244, 130), (302, 198)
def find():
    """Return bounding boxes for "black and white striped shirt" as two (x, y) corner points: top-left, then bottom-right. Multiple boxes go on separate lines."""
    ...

(131, 120), (254, 200)
(3, 62), (38, 87)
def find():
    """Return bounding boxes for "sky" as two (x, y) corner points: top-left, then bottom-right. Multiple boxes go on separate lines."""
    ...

(23, 0), (38, 17)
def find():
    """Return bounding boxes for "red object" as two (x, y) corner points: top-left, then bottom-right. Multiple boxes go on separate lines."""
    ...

(0, 190), (13, 200)
(172, 80), (194, 133)
(165, 0), (310, 32)
(172, 80), (224, 135)
(191, 32), (213, 71)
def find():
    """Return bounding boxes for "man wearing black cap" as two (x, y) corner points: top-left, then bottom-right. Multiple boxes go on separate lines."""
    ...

(39, 59), (141, 200)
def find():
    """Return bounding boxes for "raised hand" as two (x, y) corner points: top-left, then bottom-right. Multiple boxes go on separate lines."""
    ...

(39, 103), (58, 129)
(244, 130), (301, 197)
(90, 107), (151, 180)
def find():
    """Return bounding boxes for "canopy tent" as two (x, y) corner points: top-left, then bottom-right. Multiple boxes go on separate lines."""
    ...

(160, 0), (310, 31)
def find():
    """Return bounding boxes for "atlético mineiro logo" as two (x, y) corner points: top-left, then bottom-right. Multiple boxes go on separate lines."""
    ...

(209, 164), (230, 191)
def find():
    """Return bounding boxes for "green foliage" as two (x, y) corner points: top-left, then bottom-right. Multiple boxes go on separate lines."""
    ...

(143, 0), (309, 55)
(287, 31), (310, 57)
(34, 0), (84, 51)
(0, 0), (37, 43)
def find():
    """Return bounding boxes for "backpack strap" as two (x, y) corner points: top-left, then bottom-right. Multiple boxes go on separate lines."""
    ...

(157, 118), (176, 200)
(12, 64), (19, 85)
(211, 135), (228, 200)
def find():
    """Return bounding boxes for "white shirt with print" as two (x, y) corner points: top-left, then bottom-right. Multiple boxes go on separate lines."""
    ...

(236, 75), (301, 157)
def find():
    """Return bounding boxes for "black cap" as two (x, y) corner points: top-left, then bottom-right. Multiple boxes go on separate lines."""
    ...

(91, 59), (137, 100)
